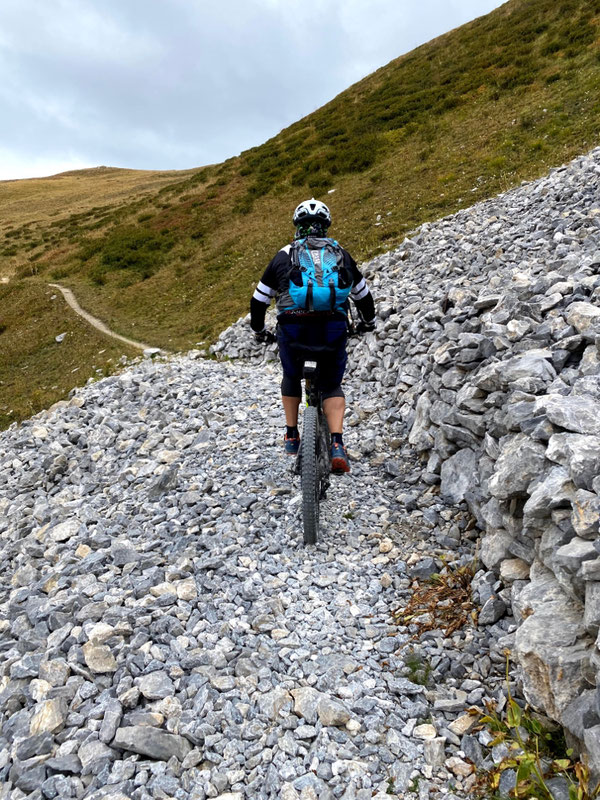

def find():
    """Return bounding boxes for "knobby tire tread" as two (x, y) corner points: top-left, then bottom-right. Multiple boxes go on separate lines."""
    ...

(301, 406), (319, 545)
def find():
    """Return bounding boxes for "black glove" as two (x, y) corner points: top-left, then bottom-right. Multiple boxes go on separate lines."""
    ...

(356, 320), (375, 335)
(254, 329), (277, 344)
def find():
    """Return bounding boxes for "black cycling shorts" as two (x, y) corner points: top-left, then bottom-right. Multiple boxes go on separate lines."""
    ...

(277, 317), (348, 398)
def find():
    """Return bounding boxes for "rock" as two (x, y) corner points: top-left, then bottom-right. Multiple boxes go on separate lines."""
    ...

(502, 352), (556, 385)
(317, 698), (351, 727)
(410, 557), (438, 580)
(488, 435), (547, 500)
(112, 726), (192, 761)
(571, 490), (600, 537)
(413, 724), (437, 740)
(584, 583), (600, 635)
(523, 467), (575, 521)
(440, 448), (479, 504)
(500, 558), (531, 582)
(38, 660), (70, 687)
(566, 302), (600, 335)
(30, 699), (67, 735)
(445, 756), (474, 777)
(16, 733), (55, 760)
(478, 596), (507, 625)
(258, 688), (292, 720)
(137, 671), (174, 700)
(44, 755), (82, 774)
(408, 392), (433, 451)
(514, 576), (590, 719)
(448, 715), (477, 736)
(78, 739), (116, 775)
(99, 698), (123, 744)
(424, 737), (446, 766)
(546, 433), (600, 490)
(583, 726), (600, 785)
(291, 688), (322, 724)
(48, 519), (79, 542)
(554, 538), (598, 572)
(82, 643), (117, 673)
(111, 542), (142, 566)
(481, 528), (514, 570)
(536, 394), (600, 436)
(176, 578), (197, 601)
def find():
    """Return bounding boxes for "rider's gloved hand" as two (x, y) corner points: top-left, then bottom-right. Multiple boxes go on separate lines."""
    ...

(356, 319), (375, 335)
(254, 329), (277, 344)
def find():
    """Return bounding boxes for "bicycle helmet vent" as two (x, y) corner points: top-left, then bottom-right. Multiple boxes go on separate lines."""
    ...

(293, 197), (331, 228)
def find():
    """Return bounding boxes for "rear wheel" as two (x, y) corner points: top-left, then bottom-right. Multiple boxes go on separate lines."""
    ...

(301, 406), (319, 544)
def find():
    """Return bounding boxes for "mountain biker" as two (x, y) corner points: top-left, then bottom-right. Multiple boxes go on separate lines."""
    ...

(250, 197), (376, 474)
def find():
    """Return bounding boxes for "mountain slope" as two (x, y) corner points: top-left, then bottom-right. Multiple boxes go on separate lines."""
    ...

(1, 0), (600, 427)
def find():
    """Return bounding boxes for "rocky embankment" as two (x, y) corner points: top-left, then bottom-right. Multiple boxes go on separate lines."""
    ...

(216, 147), (600, 775)
(1, 147), (599, 800)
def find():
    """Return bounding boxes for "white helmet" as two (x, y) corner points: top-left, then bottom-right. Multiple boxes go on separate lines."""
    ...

(293, 197), (331, 228)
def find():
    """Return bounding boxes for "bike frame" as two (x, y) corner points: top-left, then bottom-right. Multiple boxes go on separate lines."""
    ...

(296, 359), (331, 544)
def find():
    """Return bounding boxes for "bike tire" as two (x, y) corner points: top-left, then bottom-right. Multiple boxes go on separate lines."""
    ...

(301, 405), (320, 545)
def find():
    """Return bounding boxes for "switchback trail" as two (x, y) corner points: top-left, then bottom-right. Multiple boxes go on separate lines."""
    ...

(48, 282), (166, 354)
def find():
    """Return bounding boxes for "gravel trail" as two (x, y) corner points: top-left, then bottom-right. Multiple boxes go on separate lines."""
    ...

(47, 283), (165, 354)
(0, 352), (501, 800)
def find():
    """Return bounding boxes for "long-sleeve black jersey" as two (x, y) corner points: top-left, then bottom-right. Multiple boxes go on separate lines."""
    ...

(250, 242), (375, 332)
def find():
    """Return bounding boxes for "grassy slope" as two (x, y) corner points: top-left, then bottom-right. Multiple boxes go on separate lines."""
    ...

(0, 282), (138, 429)
(1, 0), (599, 427)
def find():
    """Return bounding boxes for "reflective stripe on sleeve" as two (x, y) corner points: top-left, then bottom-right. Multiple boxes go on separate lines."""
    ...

(351, 278), (369, 301)
(253, 281), (276, 304)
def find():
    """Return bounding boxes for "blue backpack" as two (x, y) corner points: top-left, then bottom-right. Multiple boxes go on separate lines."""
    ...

(288, 237), (353, 313)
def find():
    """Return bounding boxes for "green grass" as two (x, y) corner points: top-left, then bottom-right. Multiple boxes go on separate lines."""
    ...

(1, 0), (600, 427)
(0, 282), (138, 429)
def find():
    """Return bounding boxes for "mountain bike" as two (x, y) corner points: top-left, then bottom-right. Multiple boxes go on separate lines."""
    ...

(294, 359), (331, 545)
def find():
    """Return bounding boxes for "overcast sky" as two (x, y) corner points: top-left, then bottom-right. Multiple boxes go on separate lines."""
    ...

(0, 0), (506, 180)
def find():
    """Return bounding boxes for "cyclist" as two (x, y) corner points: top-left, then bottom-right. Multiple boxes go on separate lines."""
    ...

(250, 198), (376, 474)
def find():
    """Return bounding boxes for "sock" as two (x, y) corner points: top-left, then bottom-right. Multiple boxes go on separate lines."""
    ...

(332, 433), (344, 445)
(286, 426), (299, 439)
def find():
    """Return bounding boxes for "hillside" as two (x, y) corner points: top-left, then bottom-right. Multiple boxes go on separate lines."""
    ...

(1, 0), (600, 427)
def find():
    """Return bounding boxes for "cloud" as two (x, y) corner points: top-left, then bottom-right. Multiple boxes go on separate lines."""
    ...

(0, 0), (506, 179)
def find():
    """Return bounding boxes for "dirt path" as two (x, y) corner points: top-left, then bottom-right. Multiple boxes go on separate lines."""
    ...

(48, 283), (166, 354)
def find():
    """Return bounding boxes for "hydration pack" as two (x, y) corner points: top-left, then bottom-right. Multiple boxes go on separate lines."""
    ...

(288, 237), (352, 313)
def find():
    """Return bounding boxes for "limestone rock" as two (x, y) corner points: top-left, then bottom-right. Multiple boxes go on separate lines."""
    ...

(258, 687), (292, 720)
(488, 435), (547, 500)
(514, 575), (591, 719)
(291, 688), (322, 724)
(30, 698), (67, 735)
(317, 698), (351, 727)
(112, 726), (192, 761)
(137, 671), (174, 700)
(546, 433), (600, 490)
(523, 467), (575, 521)
(439, 447), (479, 504)
(500, 558), (530, 582)
(535, 394), (600, 436)
(566, 301), (600, 335)
(82, 643), (117, 673)
(571, 490), (600, 538)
